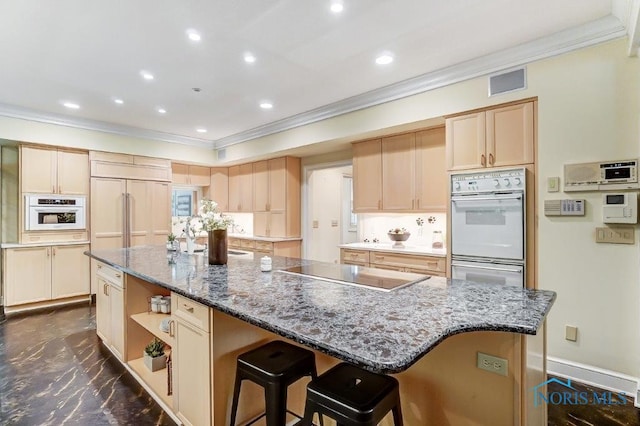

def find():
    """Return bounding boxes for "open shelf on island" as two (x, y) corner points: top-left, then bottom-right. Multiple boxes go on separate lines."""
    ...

(130, 312), (175, 346)
(128, 357), (173, 409)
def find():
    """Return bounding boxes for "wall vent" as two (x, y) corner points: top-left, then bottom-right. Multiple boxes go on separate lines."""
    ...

(217, 148), (226, 160)
(488, 67), (526, 97)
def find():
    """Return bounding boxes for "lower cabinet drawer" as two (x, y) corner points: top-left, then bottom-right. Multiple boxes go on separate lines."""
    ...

(228, 238), (242, 248)
(369, 252), (446, 274)
(254, 240), (273, 252)
(240, 239), (256, 250)
(172, 293), (210, 332)
(341, 249), (369, 264)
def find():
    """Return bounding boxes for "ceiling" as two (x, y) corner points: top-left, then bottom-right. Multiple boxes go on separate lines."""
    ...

(0, 1), (634, 150)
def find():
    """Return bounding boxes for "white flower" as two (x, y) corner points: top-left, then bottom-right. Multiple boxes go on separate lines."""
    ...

(197, 199), (234, 231)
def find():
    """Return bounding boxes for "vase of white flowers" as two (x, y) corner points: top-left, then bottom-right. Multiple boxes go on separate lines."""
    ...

(198, 199), (233, 265)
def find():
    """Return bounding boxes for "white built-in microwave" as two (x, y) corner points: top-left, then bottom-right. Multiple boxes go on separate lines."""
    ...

(25, 194), (86, 231)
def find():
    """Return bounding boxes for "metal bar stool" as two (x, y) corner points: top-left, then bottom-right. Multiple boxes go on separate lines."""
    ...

(300, 362), (403, 426)
(229, 340), (322, 426)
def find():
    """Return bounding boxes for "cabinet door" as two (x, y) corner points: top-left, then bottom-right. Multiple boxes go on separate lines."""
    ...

(91, 178), (125, 250)
(5, 246), (51, 306)
(486, 102), (534, 167)
(268, 211), (287, 238)
(228, 166), (241, 212)
(51, 244), (90, 299)
(208, 168), (229, 211)
(95, 275), (110, 343)
(127, 180), (150, 247)
(446, 112), (486, 171)
(252, 160), (269, 212)
(21, 146), (56, 193)
(188, 165), (211, 186)
(239, 163), (253, 212)
(415, 127), (447, 211)
(382, 133), (415, 210)
(171, 163), (189, 184)
(268, 157), (287, 212)
(253, 212), (269, 237)
(174, 320), (211, 426)
(57, 151), (89, 195)
(109, 284), (125, 361)
(150, 182), (171, 245)
(352, 139), (382, 212)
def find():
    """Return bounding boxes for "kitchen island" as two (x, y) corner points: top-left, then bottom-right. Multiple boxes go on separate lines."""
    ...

(87, 246), (555, 425)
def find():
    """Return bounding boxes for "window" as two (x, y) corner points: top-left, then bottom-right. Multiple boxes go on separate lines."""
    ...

(172, 189), (196, 217)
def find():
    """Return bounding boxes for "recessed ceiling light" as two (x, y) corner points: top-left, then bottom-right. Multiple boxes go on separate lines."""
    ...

(62, 102), (80, 109)
(157, 107), (167, 114)
(114, 98), (124, 105)
(196, 128), (207, 133)
(330, 0), (344, 13)
(375, 53), (394, 65)
(186, 29), (201, 42)
(140, 70), (154, 80)
(260, 102), (273, 109)
(244, 52), (256, 63)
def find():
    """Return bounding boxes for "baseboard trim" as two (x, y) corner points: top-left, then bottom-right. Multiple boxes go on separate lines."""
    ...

(547, 356), (639, 407)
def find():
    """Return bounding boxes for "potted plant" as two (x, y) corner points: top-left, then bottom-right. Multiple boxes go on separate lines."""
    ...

(143, 338), (167, 372)
(166, 233), (177, 250)
(199, 199), (234, 265)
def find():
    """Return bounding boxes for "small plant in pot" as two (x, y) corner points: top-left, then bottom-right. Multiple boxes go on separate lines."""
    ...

(166, 233), (177, 250)
(143, 338), (167, 372)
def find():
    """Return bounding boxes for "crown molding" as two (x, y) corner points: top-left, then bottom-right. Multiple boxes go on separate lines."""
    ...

(0, 102), (214, 149)
(214, 15), (626, 149)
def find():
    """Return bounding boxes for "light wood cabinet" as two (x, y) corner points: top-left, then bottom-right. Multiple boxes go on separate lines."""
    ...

(446, 101), (534, 171)
(229, 237), (301, 258)
(228, 164), (253, 212)
(90, 151), (171, 182)
(252, 157), (301, 238)
(206, 168), (229, 212)
(172, 163), (211, 186)
(96, 262), (125, 361)
(4, 243), (90, 307)
(21, 146), (88, 195)
(415, 127), (447, 211)
(172, 294), (211, 426)
(340, 248), (446, 276)
(340, 248), (369, 266)
(382, 133), (416, 210)
(352, 139), (382, 212)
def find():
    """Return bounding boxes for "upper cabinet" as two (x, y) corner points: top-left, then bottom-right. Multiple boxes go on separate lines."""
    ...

(21, 146), (88, 195)
(353, 127), (446, 213)
(253, 157), (288, 212)
(206, 168), (229, 212)
(228, 163), (253, 212)
(352, 139), (382, 212)
(171, 163), (211, 186)
(446, 101), (535, 171)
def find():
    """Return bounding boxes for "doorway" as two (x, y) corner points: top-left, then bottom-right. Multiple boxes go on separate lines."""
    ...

(303, 162), (355, 263)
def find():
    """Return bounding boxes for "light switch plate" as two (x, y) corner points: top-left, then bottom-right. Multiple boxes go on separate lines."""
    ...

(565, 325), (578, 342)
(312, 220), (319, 228)
(547, 177), (560, 192)
(596, 226), (635, 244)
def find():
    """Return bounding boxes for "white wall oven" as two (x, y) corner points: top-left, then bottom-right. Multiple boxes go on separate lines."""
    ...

(450, 169), (525, 287)
(25, 194), (86, 231)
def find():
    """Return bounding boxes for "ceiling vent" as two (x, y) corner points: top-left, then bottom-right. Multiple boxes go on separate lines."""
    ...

(488, 67), (526, 97)
(217, 148), (226, 160)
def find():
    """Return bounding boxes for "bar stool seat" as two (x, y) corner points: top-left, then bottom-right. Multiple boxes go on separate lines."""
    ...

(229, 340), (319, 426)
(300, 362), (403, 426)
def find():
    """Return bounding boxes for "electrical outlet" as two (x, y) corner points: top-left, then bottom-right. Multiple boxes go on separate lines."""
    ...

(477, 352), (508, 376)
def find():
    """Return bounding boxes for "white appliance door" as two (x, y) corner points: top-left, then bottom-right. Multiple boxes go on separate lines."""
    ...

(451, 193), (524, 260)
(451, 260), (524, 288)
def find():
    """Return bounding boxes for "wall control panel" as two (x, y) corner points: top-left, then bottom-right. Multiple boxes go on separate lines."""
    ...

(602, 192), (637, 224)
(544, 199), (586, 216)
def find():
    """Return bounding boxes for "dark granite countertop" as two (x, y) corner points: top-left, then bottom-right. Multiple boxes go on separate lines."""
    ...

(86, 246), (556, 374)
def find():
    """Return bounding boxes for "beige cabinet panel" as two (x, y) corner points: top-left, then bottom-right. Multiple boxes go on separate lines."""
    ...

(382, 133), (416, 210)
(95, 263), (125, 361)
(51, 244), (90, 299)
(268, 157), (287, 212)
(171, 163), (189, 184)
(207, 168), (229, 211)
(268, 211), (287, 238)
(91, 178), (126, 250)
(21, 146), (88, 194)
(352, 139), (382, 212)
(253, 212), (269, 237)
(486, 102), (534, 167)
(4, 246), (51, 305)
(109, 284), (125, 361)
(150, 182), (171, 245)
(415, 127), (447, 211)
(446, 112), (486, 171)
(252, 160), (269, 212)
(174, 319), (211, 426)
(228, 165), (241, 212)
(95, 275), (110, 343)
(239, 163), (253, 212)
(172, 164), (211, 186)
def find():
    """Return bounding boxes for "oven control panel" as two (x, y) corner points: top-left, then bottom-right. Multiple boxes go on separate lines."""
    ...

(451, 169), (526, 194)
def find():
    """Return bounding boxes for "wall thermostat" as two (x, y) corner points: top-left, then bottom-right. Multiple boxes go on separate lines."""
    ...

(603, 192), (637, 224)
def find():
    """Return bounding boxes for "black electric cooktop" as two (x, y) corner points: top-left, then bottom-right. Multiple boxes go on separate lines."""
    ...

(277, 263), (430, 292)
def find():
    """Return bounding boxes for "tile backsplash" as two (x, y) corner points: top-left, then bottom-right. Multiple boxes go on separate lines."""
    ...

(171, 212), (253, 237)
(358, 213), (447, 247)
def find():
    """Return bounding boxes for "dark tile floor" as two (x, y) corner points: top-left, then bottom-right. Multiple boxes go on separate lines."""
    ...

(0, 303), (639, 425)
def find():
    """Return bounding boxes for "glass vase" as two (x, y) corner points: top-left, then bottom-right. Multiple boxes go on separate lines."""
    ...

(208, 229), (228, 265)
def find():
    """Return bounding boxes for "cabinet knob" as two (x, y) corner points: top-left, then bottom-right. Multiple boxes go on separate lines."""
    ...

(183, 304), (194, 313)
(481, 154), (486, 166)
(115, 273), (121, 278)
(489, 153), (494, 165)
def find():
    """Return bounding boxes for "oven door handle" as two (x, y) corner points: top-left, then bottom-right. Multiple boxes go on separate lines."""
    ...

(453, 263), (523, 274)
(451, 195), (522, 202)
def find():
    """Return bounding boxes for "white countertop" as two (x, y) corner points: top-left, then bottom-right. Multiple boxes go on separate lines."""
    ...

(1, 240), (91, 248)
(339, 242), (447, 257)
